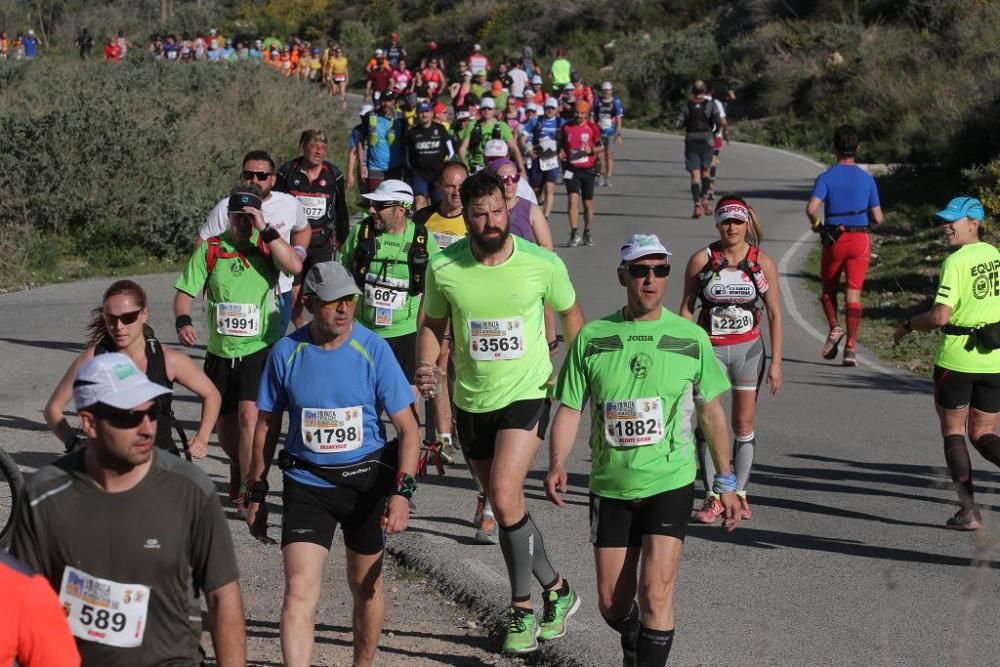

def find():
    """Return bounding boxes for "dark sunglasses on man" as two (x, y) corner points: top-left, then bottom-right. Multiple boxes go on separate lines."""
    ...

(91, 402), (161, 429)
(626, 264), (671, 279)
(241, 170), (272, 182)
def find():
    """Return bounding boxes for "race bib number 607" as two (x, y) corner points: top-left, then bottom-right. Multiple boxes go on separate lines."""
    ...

(59, 566), (150, 648)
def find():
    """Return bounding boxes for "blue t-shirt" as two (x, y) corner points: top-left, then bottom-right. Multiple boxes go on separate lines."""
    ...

(810, 163), (880, 228)
(257, 323), (414, 488)
(522, 115), (562, 142)
(24, 36), (38, 58)
(363, 113), (405, 172)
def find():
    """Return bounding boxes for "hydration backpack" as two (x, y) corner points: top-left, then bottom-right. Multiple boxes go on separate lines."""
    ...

(351, 217), (430, 295)
(685, 99), (714, 133)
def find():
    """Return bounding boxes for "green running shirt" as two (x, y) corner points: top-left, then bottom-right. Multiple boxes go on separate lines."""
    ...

(934, 241), (1000, 373)
(174, 230), (280, 359)
(423, 235), (576, 412)
(340, 219), (440, 339)
(556, 307), (731, 500)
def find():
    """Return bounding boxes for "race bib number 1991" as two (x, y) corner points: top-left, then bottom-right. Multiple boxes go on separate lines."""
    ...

(59, 566), (150, 648)
(469, 318), (525, 361)
(604, 398), (664, 447)
(216, 303), (260, 337)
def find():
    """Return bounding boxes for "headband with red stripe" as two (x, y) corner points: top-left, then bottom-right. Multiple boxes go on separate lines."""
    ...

(715, 202), (750, 225)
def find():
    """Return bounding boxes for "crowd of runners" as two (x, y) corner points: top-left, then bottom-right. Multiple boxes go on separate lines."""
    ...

(3, 30), (1000, 667)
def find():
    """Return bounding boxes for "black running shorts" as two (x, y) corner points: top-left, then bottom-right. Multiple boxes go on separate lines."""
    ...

(589, 484), (695, 547)
(385, 332), (417, 383)
(933, 366), (1000, 412)
(684, 140), (713, 172)
(204, 346), (271, 416)
(564, 167), (597, 199)
(456, 398), (551, 461)
(281, 476), (389, 554)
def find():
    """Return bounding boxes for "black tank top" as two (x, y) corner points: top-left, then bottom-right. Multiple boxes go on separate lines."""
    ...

(95, 336), (179, 455)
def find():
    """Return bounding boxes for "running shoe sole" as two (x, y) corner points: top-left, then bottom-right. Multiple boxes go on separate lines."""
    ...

(539, 594), (580, 641)
(842, 350), (858, 367)
(821, 327), (845, 359)
(946, 512), (982, 531)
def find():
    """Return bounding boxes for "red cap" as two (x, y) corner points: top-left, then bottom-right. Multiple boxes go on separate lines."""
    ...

(433, 103), (448, 116)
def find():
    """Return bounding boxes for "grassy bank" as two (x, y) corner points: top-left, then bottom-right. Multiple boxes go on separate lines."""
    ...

(0, 56), (349, 290)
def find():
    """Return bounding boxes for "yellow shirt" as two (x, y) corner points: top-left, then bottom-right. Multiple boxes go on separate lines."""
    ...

(425, 210), (467, 249)
(328, 56), (348, 76)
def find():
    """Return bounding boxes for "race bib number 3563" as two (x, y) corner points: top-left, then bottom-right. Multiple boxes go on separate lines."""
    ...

(604, 398), (664, 447)
(59, 566), (149, 648)
(216, 302), (260, 337)
(469, 318), (525, 361)
(302, 406), (364, 453)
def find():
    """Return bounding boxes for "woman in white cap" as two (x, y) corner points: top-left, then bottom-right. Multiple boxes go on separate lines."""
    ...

(679, 195), (783, 524)
(893, 196), (1000, 530)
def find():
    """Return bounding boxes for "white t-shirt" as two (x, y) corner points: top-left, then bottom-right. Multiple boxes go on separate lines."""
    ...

(200, 191), (307, 293)
(517, 177), (538, 205)
(508, 68), (529, 99)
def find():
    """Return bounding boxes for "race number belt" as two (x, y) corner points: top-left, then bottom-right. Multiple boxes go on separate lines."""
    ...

(469, 317), (525, 361)
(301, 406), (364, 453)
(709, 305), (754, 336)
(216, 302), (259, 336)
(59, 566), (150, 648)
(604, 398), (664, 447)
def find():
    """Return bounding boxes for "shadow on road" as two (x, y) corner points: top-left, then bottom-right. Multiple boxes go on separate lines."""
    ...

(0, 337), (87, 353)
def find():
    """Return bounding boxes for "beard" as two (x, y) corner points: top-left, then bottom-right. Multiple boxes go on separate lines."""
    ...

(469, 221), (510, 253)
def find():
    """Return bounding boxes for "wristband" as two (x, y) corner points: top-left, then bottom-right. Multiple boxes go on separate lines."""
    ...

(903, 319), (913, 332)
(175, 314), (193, 331)
(261, 225), (281, 243)
(394, 472), (417, 499)
(246, 480), (269, 503)
(712, 472), (738, 495)
(293, 245), (307, 259)
(548, 339), (560, 352)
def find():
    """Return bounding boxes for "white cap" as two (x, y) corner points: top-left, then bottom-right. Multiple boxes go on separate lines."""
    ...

(601, 81), (613, 91)
(524, 89), (536, 97)
(620, 234), (671, 262)
(525, 103), (539, 112)
(484, 139), (509, 159)
(473, 43), (482, 51)
(543, 97), (558, 108)
(359, 103), (374, 116)
(374, 48), (385, 56)
(73, 353), (171, 411)
(531, 74), (543, 84)
(480, 97), (496, 109)
(361, 179), (414, 205)
(563, 83), (575, 91)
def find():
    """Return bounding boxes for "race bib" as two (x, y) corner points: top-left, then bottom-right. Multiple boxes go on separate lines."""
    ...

(709, 305), (754, 336)
(364, 274), (408, 312)
(604, 398), (664, 448)
(469, 318), (525, 361)
(301, 406), (364, 453)
(432, 232), (463, 249)
(216, 303), (260, 336)
(563, 170), (574, 180)
(59, 566), (149, 648)
(598, 116), (613, 130)
(570, 148), (590, 165)
(297, 195), (327, 220)
(540, 156), (559, 171)
(333, 74), (346, 82)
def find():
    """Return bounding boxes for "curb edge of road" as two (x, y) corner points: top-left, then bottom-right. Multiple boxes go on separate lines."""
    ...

(387, 530), (591, 667)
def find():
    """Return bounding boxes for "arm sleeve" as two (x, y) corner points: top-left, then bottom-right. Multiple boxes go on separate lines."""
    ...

(422, 259), (448, 319)
(189, 492), (240, 594)
(19, 575), (82, 667)
(198, 199), (228, 240)
(555, 327), (588, 410)
(934, 254), (961, 308)
(693, 331), (731, 404)
(173, 244), (210, 297)
(256, 344), (287, 414)
(544, 254), (577, 313)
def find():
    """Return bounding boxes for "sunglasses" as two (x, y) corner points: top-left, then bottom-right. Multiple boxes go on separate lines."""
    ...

(499, 174), (520, 185)
(317, 294), (358, 309)
(241, 170), (272, 181)
(93, 403), (161, 429)
(718, 218), (747, 226)
(626, 264), (671, 279)
(371, 201), (404, 211)
(103, 309), (143, 327)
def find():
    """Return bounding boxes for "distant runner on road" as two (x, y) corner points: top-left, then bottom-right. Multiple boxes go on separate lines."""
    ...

(893, 196), (1000, 530)
(547, 233), (740, 667)
(675, 80), (721, 219)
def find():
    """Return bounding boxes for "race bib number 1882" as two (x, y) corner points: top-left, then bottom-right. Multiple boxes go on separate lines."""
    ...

(604, 398), (664, 447)
(59, 566), (150, 648)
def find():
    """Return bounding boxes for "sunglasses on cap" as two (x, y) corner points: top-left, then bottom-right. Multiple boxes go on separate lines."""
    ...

(241, 170), (272, 181)
(626, 264), (671, 279)
(92, 402), (161, 429)
(104, 309), (143, 327)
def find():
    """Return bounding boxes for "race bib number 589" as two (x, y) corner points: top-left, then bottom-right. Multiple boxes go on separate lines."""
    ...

(59, 566), (150, 648)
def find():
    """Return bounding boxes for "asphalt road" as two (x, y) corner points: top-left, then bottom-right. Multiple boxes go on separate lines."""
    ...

(2, 127), (998, 667)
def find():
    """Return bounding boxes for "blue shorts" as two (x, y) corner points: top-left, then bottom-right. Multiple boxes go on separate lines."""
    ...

(601, 127), (616, 140)
(277, 290), (293, 334)
(411, 172), (432, 197)
(529, 163), (559, 188)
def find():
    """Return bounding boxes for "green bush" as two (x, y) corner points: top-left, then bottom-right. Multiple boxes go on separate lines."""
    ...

(0, 57), (348, 286)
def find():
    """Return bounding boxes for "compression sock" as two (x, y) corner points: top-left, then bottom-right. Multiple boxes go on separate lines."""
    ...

(821, 289), (838, 327)
(700, 179), (711, 198)
(944, 434), (975, 510)
(603, 601), (640, 665)
(526, 513), (559, 588)
(695, 427), (716, 494)
(709, 164), (718, 183)
(690, 183), (701, 204)
(845, 301), (862, 348)
(637, 625), (674, 667)
(972, 433), (1000, 468)
(734, 432), (756, 492)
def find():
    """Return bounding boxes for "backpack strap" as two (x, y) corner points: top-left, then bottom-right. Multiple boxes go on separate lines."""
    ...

(352, 217), (378, 289)
(491, 121), (503, 140)
(407, 220), (430, 295)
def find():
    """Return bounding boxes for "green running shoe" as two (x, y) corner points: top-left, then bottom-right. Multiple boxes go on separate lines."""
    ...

(501, 607), (539, 654)
(539, 580), (580, 641)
